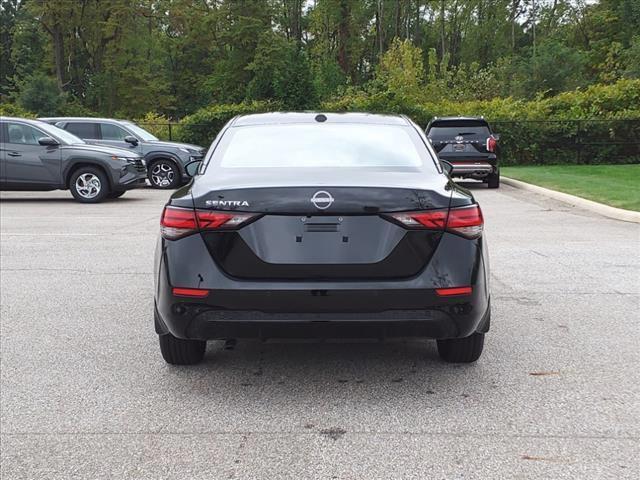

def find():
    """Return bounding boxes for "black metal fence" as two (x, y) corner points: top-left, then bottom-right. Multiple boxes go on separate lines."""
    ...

(138, 118), (640, 165)
(491, 119), (640, 165)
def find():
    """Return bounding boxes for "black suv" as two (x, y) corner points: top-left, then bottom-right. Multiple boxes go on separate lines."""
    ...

(40, 117), (205, 189)
(426, 117), (500, 188)
(0, 117), (146, 202)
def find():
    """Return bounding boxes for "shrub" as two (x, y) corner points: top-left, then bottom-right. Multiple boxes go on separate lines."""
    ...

(178, 101), (281, 146)
(134, 112), (174, 141)
(16, 73), (64, 116)
(322, 79), (640, 165)
(0, 102), (34, 118)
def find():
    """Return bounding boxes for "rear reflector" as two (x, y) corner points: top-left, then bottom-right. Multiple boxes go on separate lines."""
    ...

(436, 286), (472, 297)
(172, 287), (209, 298)
(161, 206), (258, 239)
(387, 204), (483, 239)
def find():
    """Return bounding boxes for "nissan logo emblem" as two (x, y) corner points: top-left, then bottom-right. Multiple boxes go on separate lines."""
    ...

(311, 190), (334, 210)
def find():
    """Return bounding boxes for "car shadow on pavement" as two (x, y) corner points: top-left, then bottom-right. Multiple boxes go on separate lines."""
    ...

(161, 339), (482, 399)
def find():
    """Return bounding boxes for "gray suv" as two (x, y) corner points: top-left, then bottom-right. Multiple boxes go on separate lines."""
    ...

(0, 117), (146, 202)
(40, 117), (204, 189)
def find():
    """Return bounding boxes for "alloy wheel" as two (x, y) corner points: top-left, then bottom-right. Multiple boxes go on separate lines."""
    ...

(75, 173), (102, 199)
(151, 162), (176, 188)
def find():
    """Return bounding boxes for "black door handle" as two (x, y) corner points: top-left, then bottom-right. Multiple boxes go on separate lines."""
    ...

(7, 152), (21, 157)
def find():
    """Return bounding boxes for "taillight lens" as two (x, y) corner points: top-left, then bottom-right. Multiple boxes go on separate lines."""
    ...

(161, 207), (198, 239)
(446, 205), (484, 238)
(387, 204), (483, 239)
(388, 210), (447, 229)
(486, 136), (497, 152)
(160, 206), (257, 239)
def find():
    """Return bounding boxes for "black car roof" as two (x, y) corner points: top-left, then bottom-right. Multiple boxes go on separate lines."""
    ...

(231, 112), (410, 127)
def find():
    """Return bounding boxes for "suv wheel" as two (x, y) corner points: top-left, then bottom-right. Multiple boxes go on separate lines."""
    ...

(437, 332), (485, 363)
(69, 167), (109, 203)
(487, 172), (500, 189)
(149, 160), (180, 189)
(159, 333), (206, 365)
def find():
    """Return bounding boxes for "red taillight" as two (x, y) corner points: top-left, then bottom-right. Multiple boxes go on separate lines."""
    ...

(388, 210), (447, 229)
(446, 204), (484, 239)
(387, 204), (483, 239)
(436, 286), (472, 297)
(486, 136), (497, 152)
(161, 207), (198, 239)
(172, 287), (209, 298)
(160, 206), (257, 239)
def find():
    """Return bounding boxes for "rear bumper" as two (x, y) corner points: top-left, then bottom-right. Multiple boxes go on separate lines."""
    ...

(449, 162), (498, 179)
(153, 232), (491, 341)
(155, 300), (491, 340)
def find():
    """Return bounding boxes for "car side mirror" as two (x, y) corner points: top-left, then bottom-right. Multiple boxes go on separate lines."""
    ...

(124, 135), (139, 146)
(38, 136), (59, 146)
(185, 159), (202, 177)
(440, 160), (453, 176)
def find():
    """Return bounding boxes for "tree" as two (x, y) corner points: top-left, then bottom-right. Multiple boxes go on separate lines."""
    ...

(17, 72), (63, 115)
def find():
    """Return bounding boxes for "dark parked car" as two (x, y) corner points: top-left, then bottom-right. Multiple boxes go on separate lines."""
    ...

(0, 117), (146, 202)
(154, 112), (490, 365)
(39, 117), (204, 189)
(426, 116), (500, 188)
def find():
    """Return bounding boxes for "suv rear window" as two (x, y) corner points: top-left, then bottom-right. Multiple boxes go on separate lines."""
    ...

(428, 120), (490, 139)
(65, 122), (98, 139)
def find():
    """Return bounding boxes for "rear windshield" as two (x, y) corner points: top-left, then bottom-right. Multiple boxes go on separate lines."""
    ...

(213, 124), (429, 168)
(428, 121), (490, 139)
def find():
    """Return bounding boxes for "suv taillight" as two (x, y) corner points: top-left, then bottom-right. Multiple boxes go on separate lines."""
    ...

(387, 204), (484, 239)
(486, 136), (497, 152)
(160, 206), (257, 239)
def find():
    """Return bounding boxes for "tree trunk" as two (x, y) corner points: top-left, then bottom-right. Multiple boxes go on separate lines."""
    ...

(337, 0), (350, 78)
(52, 23), (66, 92)
(440, 0), (446, 60)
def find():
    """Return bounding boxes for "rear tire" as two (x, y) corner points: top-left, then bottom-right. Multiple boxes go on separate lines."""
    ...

(69, 167), (109, 203)
(437, 332), (485, 363)
(487, 172), (500, 189)
(159, 333), (206, 365)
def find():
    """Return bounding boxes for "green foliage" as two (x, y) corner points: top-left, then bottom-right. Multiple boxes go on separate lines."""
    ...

(16, 73), (64, 116)
(245, 31), (316, 110)
(622, 36), (640, 79)
(178, 101), (281, 146)
(2, 0), (638, 166)
(375, 39), (425, 103)
(323, 79), (640, 166)
(134, 112), (174, 141)
(0, 102), (33, 117)
(58, 97), (96, 117)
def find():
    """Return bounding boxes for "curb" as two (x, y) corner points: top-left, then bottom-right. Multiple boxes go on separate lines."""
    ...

(501, 177), (640, 224)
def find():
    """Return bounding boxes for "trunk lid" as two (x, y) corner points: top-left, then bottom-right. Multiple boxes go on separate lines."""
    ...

(193, 186), (452, 280)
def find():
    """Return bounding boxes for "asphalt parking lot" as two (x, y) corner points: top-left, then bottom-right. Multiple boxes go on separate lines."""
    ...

(1, 184), (638, 479)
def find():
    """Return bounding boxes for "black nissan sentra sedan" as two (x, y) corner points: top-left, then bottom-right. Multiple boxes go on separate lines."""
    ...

(154, 113), (490, 365)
